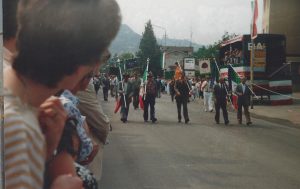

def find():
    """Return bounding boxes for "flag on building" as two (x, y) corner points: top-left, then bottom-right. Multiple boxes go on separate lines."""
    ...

(228, 65), (241, 109)
(251, 0), (258, 39)
(199, 59), (211, 74)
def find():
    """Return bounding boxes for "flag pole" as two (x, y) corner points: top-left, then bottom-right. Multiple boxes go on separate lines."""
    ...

(250, 0), (258, 109)
(144, 58), (149, 100)
(229, 63), (259, 99)
(213, 57), (235, 110)
(118, 59), (127, 109)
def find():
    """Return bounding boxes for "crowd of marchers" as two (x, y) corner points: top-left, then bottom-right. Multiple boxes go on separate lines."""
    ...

(94, 61), (253, 127)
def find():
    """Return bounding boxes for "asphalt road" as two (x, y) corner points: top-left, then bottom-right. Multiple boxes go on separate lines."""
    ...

(99, 94), (300, 189)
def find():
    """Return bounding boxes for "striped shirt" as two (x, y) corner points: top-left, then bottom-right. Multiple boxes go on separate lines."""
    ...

(4, 89), (46, 189)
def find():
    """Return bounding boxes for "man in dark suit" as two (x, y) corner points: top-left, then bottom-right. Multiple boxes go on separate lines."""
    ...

(142, 72), (158, 123)
(118, 74), (133, 123)
(174, 74), (191, 124)
(102, 74), (110, 101)
(235, 76), (252, 125)
(213, 77), (229, 125)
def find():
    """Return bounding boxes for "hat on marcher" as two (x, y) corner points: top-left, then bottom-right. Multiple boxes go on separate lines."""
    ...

(148, 71), (153, 77)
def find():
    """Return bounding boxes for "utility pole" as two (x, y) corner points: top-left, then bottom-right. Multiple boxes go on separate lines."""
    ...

(250, 0), (257, 109)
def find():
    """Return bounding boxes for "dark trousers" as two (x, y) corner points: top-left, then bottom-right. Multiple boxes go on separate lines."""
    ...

(215, 101), (229, 123)
(110, 85), (115, 97)
(132, 91), (139, 109)
(94, 85), (100, 95)
(176, 98), (189, 121)
(120, 95), (130, 120)
(143, 95), (156, 121)
(171, 93), (175, 102)
(103, 87), (109, 100)
(237, 102), (250, 123)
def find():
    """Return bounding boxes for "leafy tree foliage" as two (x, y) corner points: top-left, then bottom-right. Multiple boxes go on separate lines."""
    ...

(119, 52), (135, 61)
(137, 20), (162, 76)
(193, 31), (238, 59)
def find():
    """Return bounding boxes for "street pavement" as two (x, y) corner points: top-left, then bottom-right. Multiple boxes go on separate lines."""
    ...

(98, 94), (300, 189)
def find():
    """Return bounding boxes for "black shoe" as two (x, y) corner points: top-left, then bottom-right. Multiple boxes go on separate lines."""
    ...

(185, 119), (190, 124)
(144, 120), (148, 123)
(225, 121), (229, 125)
(152, 118), (157, 123)
(216, 121), (220, 124)
(121, 118), (126, 123)
(246, 122), (252, 126)
(178, 120), (181, 123)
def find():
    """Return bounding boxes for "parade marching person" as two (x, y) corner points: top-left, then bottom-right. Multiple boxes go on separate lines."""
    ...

(213, 77), (230, 125)
(174, 73), (191, 124)
(93, 75), (101, 95)
(110, 75), (116, 97)
(102, 73), (110, 101)
(131, 73), (141, 109)
(118, 73), (133, 123)
(156, 76), (162, 98)
(169, 79), (176, 102)
(201, 76), (214, 112)
(142, 72), (158, 123)
(235, 76), (252, 125)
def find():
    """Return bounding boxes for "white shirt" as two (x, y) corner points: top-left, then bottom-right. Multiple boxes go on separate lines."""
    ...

(242, 84), (246, 94)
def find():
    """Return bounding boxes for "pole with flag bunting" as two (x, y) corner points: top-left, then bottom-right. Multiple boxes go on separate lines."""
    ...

(118, 59), (127, 109)
(250, 0), (258, 109)
(212, 57), (235, 110)
(142, 58), (150, 100)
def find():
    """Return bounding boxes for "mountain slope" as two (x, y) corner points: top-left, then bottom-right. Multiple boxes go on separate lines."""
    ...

(109, 24), (202, 55)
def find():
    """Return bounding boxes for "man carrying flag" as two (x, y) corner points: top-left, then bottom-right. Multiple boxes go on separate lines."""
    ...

(118, 73), (133, 123)
(141, 71), (158, 123)
(228, 65), (241, 110)
(213, 77), (230, 125)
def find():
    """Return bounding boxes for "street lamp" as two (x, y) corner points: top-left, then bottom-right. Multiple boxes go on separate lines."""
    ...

(152, 24), (167, 47)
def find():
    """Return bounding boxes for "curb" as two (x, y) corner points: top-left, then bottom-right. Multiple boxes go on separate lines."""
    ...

(251, 112), (300, 128)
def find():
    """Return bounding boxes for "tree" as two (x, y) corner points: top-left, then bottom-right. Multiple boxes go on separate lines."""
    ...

(137, 20), (162, 77)
(119, 52), (135, 61)
(193, 31), (238, 60)
(193, 45), (218, 59)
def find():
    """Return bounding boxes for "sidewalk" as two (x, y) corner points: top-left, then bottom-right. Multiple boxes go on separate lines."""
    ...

(250, 92), (300, 127)
(194, 92), (300, 127)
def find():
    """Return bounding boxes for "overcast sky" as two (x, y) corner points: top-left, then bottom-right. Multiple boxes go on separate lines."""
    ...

(116, 0), (263, 45)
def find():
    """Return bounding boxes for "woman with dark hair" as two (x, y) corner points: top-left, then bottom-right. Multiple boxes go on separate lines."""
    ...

(4, 0), (121, 188)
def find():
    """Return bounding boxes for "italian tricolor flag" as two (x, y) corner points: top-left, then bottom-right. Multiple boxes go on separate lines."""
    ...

(228, 65), (241, 110)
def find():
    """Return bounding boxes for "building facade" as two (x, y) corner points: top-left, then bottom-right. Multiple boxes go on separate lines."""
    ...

(161, 46), (193, 71)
